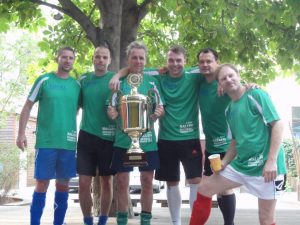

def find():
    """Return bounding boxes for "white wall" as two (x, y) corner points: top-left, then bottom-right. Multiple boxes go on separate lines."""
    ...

(266, 76), (300, 139)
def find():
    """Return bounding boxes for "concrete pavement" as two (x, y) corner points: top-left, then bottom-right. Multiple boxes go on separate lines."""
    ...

(1, 185), (300, 225)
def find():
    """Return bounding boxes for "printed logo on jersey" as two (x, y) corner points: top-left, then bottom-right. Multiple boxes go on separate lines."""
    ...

(140, 131), (153, 143)
(212, 136), (228, 147)
(102, 125), (115, 137)
(179, 121), (194, 133)
(247, 153), (264, 167)
(67, 130), (77, 142)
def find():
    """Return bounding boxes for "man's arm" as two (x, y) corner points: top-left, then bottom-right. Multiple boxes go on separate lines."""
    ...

(263, 120), (284, 182)
(16, 100), (34, 151)
(109, 67), (130, 90)
(221, 140), (237, 169)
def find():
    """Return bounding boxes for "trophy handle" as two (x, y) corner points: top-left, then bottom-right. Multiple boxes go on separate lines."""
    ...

(110, 90), (122, 108)
(148, 88), (160, 113)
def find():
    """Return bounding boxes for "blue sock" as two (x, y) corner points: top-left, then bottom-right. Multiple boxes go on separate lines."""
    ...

(98, 215), (108, 225)
(53, 191), (69, 225)
(84, 216), (93, 225)
(30, 191), (46, 225)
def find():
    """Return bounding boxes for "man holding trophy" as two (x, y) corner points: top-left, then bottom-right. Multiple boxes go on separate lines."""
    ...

(107, 41), (165, 225)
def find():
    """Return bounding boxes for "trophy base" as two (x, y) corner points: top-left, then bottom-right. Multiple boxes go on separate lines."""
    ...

(123, 152), (148, 167)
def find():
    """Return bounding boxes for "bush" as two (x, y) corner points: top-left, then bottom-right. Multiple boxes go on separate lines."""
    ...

(0, 143), (22, 203)
(283, 139), (297, 178)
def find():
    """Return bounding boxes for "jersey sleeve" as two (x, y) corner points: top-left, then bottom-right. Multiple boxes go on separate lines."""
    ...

(27, 75), (48, 103)
(247, 89), (280, 124)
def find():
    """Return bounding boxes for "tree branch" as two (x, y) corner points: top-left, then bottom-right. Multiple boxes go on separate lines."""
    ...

(30, 0), (63, 11)
(138, 0), (155, 21)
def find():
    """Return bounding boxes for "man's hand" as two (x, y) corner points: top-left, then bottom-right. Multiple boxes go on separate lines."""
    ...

(109, 75), (121, 90)
(16, 134), (27, 151)
(245, 82), (260, 90)
(262, 159), (277, 183)
(150, 105), (164, 121)
(158, 67), (168, 75)
(107, 105), (118, 120)
(217, 83), (225, 96)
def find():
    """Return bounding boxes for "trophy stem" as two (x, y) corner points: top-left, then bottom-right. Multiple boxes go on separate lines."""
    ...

(128, 136), (143, 154)
(123, 135), (148, 167)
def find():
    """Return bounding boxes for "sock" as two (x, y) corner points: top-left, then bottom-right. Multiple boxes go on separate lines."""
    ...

(53, 191), (69, 225)
(116, 211), (128, 225)
(98, 215), (108, 225)
(84, 216), (93, 225)
(140, 211), (152, 225)
(217, 196), (224, 213)
(219, 194), (236, 225)
(189, 184), (198, 210)
(30, 191), (46, 225)
(189, 193), (212, 225)
(167, 185), (182, 225)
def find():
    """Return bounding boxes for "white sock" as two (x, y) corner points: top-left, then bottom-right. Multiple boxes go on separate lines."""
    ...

(167, 185), (181, 225)
(189, 183), (199, 210)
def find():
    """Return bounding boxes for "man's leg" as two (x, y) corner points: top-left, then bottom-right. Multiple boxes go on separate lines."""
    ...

(53, 179), (70, 225)
(116, 172), (130, 225)
(98, 175), (113, 225)
(166, 182), (182, 225)
(258, 198), (277, 225)
(186, 177), (201, 210)
(79, 175), (93, 225)
(217, 191), (236, 225)
(30, 180), (50, 225)
(190, 174), (240, 225)
(140, 171), (154, 225)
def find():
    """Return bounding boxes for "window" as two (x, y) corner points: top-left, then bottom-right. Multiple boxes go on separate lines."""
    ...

(291, 107), (300, 138)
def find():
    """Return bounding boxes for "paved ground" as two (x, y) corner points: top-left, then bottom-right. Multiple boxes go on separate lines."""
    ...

(1, 185), (300, 225)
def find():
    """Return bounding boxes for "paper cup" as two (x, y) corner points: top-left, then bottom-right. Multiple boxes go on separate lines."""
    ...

(208, 154), (222, 172)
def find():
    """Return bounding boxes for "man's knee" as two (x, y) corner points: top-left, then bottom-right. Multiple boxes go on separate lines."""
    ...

(56, 179), (69, 192)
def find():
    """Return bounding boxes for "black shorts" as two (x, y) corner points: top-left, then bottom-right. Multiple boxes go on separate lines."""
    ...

(155, 139), (202, 182)
(77, 130), (116, 176)
(111, 147), (160, 172)
(203, 151), (226, 176)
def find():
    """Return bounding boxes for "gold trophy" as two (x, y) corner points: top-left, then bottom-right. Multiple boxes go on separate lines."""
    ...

(111, 73), (159, 167)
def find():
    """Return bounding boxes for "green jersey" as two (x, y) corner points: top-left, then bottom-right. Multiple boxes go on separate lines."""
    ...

(146, 69), (203, 140)
(113, 74), (164, 151)
(199, 80), (231, 153)
(225, 89), (286, 176)
(28, 72), (80, 150)
(79, 72), (115, 141)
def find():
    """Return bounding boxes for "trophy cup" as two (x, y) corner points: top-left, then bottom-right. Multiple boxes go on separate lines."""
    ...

(111, 73), (159, 167)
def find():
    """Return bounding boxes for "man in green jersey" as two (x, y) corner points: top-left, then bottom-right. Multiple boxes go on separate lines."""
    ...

(109, 46), (203, 225)
(107, 41), (165, 225)
(153, 46), (203, 225)
(190, 64), (286, 225)
(195, 48), (236, 225)
(77, 45), (116, 225)
(16, 47), (80, 225)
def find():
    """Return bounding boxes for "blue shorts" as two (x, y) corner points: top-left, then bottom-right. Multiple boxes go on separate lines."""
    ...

(111, 147), (160, 172)
(34, 148), (76, 180)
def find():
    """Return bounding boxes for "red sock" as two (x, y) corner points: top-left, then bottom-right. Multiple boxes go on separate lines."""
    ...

(189, 193), (212, 225)
(270, 223), (276, 225)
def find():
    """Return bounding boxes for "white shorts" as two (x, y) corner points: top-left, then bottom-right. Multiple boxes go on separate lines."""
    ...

(220, 165), (285, 200)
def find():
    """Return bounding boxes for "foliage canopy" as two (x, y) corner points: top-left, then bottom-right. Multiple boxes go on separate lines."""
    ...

(1, 0), (300, 84)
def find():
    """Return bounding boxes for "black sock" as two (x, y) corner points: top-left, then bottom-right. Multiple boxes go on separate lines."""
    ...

(218, 194), (236, 225)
